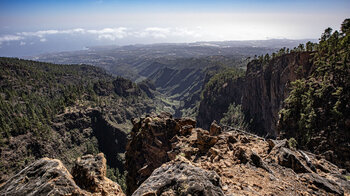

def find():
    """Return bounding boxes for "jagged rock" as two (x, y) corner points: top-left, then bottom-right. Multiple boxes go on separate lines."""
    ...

(126, 115), (350, 195)
(0, 158), (81, 196)
(299, 173), (344, 195)
(196, 129), (218, 152)
(132, 158), (224, 196)
(178, 117), (196, 128)
(125, 113), (180, 195)
(233, 146), (249, 164)
(71, 153), (123, 195)
(178, 117), (196, 136)
(277, 147), (313, 173)
(250, 151), (272, 173)
(209, 120), (222, 136)
(0, 154), (125, 196)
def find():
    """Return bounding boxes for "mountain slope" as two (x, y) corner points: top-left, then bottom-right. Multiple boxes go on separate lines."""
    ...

(0, 57), (156, 184)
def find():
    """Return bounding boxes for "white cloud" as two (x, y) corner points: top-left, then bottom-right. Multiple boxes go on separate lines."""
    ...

(18, 28), (86, 38)
(172, 27), (202, 38)
(19, 30), (59, 38)
(143, 27), (170, 38)
(20, 41), (26, 46)
(0, 27), (205, 45)
(0, 35), (24, 45)
(133, 27), (202, 39)
(87, 27), (128, 40)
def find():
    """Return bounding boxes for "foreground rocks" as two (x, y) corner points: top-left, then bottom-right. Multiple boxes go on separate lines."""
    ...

(133, 157), (224, 196)
(126, 114), (350, 195)
(0, 153), (125, 196)
(2, 114), (350, 195)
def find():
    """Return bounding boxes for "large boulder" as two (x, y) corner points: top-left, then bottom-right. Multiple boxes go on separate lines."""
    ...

(0, 158), (82, 196)
(0, 153), (125, 196)
(132, 158), (224, 196)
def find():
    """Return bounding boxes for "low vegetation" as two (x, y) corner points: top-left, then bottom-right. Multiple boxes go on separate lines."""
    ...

(220, 103), (248, 130)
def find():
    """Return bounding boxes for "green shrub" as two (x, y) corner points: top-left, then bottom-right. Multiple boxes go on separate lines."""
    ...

(220, 103), (248, 130)
(288, 138), (298, 149)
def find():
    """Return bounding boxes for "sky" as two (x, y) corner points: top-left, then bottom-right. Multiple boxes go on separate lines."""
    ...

(0, 0), (349, 57)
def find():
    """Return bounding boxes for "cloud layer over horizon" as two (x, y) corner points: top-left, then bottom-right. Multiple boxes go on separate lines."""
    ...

(0, 27), (204, 46)
(0, 0), (349, 56)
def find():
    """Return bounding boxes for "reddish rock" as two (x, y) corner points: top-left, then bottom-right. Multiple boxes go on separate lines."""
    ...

(126, 115), (350, 196)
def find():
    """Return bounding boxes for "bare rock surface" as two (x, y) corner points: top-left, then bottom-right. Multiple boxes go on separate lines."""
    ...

(0, 153), (125, 196)
(132, 157), (224, 196)
(126, 114), (350, 196)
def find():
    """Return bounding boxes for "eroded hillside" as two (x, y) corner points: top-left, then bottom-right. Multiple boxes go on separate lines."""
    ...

(0, 58), (156, 185)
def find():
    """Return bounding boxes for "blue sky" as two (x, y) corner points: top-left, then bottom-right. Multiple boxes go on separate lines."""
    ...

(0, 0), (349, 56)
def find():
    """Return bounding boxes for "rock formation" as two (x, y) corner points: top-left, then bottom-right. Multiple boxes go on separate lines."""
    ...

(0, 153), (125, 196)
(197, 52), (313, 136)
(125, 113), (182, 195)
(132, 157), (224, 196)
(126, 114), (350, 195)
(2, 114), (350, 196)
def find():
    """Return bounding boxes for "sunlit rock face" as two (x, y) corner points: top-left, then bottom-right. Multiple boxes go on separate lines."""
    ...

(126, 113), (350, 196)
(0, 153), (125, 196)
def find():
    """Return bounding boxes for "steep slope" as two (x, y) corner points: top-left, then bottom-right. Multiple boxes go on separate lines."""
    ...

(197, 67), (245, 129)
(147, 56), (246, 117)
(125, 114), (350, 195)
(197, 19), (350, 171)
(197, 52), (313, 134)
(0, 57), (156, 184)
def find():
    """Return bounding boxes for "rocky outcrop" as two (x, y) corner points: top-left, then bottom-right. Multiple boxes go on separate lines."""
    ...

(132, 158), (224, 196)
(113, 77), (142, 97)
(126, 114), (350, 195)
(0, 153), (125, 196)
(125, 112), (183, 195)
(197, 52), (314, 135)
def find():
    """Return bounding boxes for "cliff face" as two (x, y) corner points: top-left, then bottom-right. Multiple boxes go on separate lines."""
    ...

(242, 52), (313, 135)
(197, 52), (313, 136)
(0, 107), (129, 184)
(197, 76), (244, 129)
(125, 114), (350, 195)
